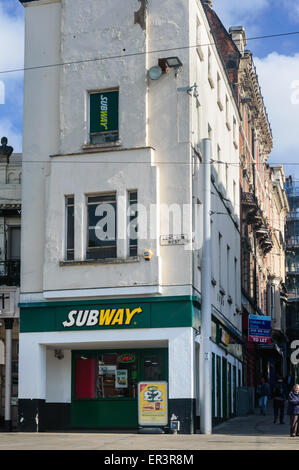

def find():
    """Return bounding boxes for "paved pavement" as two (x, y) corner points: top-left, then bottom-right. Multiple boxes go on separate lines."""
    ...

(0, 409), (298, 450)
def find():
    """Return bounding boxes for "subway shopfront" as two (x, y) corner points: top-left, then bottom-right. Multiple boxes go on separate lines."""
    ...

(18, 296), (201, 434)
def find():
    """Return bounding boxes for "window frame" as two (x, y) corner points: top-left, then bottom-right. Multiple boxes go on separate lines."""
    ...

(88, 88), (120, 146)
(86, 192), (117, 260)
(65, 195), (75, 261)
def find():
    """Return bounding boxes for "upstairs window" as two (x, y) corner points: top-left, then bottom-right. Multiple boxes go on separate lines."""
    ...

(89, 89), (119, 145)
(128, 191), (138, 257)
(7, 226), (21, 261)
(65, 196), (75, 261)
(87, 193), (117, 260)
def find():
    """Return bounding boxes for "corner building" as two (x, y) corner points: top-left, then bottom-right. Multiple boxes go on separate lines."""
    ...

(19, 0), (242, 433)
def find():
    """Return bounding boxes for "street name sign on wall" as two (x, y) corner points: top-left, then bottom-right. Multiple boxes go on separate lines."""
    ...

(248, 314), (271, 343)
(138, 382), (168, 427)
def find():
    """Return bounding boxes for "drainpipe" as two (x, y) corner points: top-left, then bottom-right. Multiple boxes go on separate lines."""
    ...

(200, 138), (212, 434)
(4, 318), (13, 432)
(252, 130), (257, 308)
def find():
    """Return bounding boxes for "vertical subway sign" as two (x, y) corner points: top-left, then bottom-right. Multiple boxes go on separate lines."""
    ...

(90, 90), (119, 134)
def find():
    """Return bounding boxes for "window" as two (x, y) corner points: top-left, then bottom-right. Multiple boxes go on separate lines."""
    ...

(87, 193), (117, 260)
(234, 257), (238, 304)
(225, 164), (229, 193)
(196, 99), (201, 144)
(74, 352), (138, 399)
(196, 17), (204, 61)
(233, 180), (236, 209)
(89, 89), (119, 145)
(144, 355), (162, 381)
(226, 95), (231, 130)
(7, 226), (21, 260)
(217, 145), (222, 185)
(227, 245), (230, 295)
(233, 117), (238, 148)
(217, 73), (223, 110)
(65, 196), (74, 261)
(218, 233), (223, 290)
(208, 48), (214, 88)
(128, 191), (138, 257)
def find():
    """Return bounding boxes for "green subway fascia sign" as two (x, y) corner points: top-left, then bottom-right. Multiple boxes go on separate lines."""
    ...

(19, 296), (201, 333)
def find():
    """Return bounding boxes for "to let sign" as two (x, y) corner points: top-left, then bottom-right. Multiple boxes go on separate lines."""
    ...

(248, 314), (271, 343)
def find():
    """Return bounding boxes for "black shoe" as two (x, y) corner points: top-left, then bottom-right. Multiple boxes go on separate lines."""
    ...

(274, 420), (277, 424)
(280, 422), (285, 425)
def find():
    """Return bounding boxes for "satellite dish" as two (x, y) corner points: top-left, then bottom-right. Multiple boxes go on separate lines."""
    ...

(148, 66), (163, 80)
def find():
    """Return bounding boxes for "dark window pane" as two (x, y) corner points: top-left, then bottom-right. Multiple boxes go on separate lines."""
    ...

(143, 356), (162, 381)
(87, 194), (117, 259)
(8, 227), (21, 260)
(128, 191), (138, 257)
(96, 353), (138, 399)
(66, 196), (74, 260)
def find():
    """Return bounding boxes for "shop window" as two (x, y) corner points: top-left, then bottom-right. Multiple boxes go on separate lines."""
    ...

(65, 196), (74, 261)
(96, 353), (138, 398)
(128, 190), (138, 257)
(74, 352), (138, 399)
(143, 355), (162, 381)
(86, 193), (117, 259)
(89, 89), (119, 145)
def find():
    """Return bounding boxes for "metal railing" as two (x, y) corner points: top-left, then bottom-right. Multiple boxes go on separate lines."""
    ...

(0, 260), (20, 286)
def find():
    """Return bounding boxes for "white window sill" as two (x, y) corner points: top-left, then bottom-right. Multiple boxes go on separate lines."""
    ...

(60, 256), (140, 266)
(82, 140), (122, 151)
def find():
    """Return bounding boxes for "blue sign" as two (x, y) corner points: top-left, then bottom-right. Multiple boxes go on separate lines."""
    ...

(248, 315), (271, 343)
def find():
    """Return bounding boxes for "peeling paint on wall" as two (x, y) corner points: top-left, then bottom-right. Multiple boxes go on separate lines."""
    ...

(134, 0), (148, 30)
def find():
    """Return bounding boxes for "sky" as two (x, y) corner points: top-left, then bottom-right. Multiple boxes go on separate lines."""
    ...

(0, 0), (299, 178)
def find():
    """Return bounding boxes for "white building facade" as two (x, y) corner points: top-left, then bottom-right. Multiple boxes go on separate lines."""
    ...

(19, 0), (242, 433)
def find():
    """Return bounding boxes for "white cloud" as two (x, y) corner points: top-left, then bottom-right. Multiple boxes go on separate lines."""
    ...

(0, 3), (24, 153)
(281, 0), (299, 23)
(254, 53), (299, 176)
(0, 118), (22, 153)
(0, 3), (24, 72)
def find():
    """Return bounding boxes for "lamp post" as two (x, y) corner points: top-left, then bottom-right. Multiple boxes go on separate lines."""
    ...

(200, 138), (212, 434)
(4, 318), (13, 431)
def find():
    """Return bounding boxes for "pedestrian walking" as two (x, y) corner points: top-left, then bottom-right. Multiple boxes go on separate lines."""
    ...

(287, 383), (299, 437)
(272, 376), (288, 424)
(257, 377), (270, 416)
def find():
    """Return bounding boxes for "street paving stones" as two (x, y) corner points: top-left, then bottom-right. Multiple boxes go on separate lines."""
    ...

(0, 409), (299, 450)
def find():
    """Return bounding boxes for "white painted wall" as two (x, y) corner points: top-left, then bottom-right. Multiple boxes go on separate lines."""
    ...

(46, 349), (71, 403)
(21, 0), (61, 293)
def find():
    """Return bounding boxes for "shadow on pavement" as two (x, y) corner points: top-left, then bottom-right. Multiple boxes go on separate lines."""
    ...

(213, 408), (292, 437)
